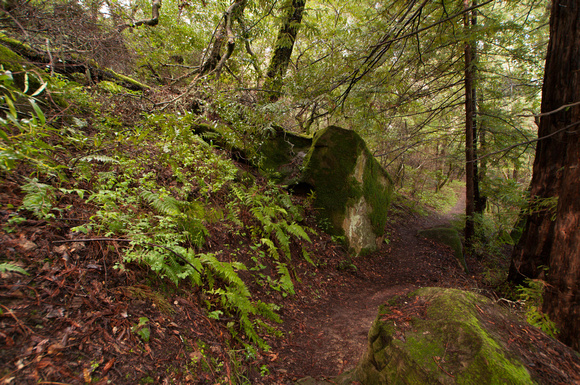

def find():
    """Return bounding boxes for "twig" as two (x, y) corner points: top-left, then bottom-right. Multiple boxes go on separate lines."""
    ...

(432, 356), (454, 378)
(45, 38), (54, 77)
(470, 120), (580, 163)
(518, 100), (580, 119)
(0, 304), (33, 335)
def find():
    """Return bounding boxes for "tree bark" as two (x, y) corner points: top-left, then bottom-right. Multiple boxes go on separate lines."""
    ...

(463, 0), (475, 250)
(264, 0), (306, 101)
(199, 0), (247, 77)
(118, 0), (161, 31)
(508, 0), (580, 350)
(471, 2), (486, 215)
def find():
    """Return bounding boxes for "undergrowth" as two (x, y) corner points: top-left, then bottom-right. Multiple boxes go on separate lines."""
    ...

(1, 69), (317, 352)
(516, 278), (559, 338)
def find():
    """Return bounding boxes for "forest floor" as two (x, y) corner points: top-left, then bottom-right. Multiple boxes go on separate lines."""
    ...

(272, 192), (478, 381)
(2, 178), (580, 384)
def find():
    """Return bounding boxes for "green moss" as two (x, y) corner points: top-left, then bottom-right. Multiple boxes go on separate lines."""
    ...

(191, 123), (249, 159)
(351, 288), (536, 384)
(412, 288), (534, 384)
(0, 44), (27, 71)
(109, 69), (150, 90)
(300, 126), (366, 236)
(0, 44), (44, 91)
(418, 227), (468, 273)
(362, 153), (394, 236)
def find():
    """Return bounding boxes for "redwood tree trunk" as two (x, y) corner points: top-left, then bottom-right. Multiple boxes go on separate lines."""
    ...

(508, 0), (580, 350)
(264, 0), (306, 101)
(463, 0), (475, 250)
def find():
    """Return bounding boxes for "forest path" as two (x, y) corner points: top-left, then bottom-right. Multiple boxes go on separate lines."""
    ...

(274, 192), (471, 382)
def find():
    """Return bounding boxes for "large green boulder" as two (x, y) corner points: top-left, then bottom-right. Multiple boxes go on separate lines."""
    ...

(337, 288), (537, 384)
(299, 126), (393, 256)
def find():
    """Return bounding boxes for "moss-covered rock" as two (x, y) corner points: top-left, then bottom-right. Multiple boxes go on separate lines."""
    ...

(418, 227), (468, 273)
(0, 43), (43, 90)
(299, 126), (393, 255)
(258, 125), (312, 184)
(336, 287), (537, 385)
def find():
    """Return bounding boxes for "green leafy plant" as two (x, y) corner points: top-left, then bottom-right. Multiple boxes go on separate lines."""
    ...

(517, 278), (559, 337)
(131, 317), (151, 343)
(19, 178), (57, 219)
(0, 68), (61, 174)
(0, 262), (28, 275)
(75, 111), (318, 350)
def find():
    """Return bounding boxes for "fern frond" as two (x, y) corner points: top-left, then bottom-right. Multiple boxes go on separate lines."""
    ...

(287, 222), (311, 243)
(276, 262), (295, 295)
(0, 262), (28, 275)
(255, 301), (282, 323)
(260, 238), (279, 260)
(20, 178), (55, 219)
(200, 254), (250, 296)
(78, 155), (119, 164)
(140, 190), (181, 216)
(302, 248), (315, 266)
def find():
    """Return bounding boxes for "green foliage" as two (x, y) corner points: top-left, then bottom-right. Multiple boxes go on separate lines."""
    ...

(0, 68), (59, 173)
(517, 278), (559, 338)
(71, 111), (316, 350)
(131, 317), (151, 343)
(228, 183), (313, 295)
(20, 178), (57, 219)
(0, 262), (29, 275)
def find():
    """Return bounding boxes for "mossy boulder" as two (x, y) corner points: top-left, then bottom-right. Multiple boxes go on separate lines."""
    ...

(336, 287), (537, 385)
(299, 126), (393, 256)
(418, 227), (468, 273)
(258, 125), (312, 184)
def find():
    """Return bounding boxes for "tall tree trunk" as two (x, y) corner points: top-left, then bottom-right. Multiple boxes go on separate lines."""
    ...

(475, 115), (487, 214)
(264, 0), (306, 101)
(463, 0), (476, 250)
(508, 0), (580, 350)
(471, 0), (486, 215)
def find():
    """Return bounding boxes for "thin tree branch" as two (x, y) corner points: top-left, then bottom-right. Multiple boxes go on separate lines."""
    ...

(339, 0), (493, 105)
(517, 100), (580, 119)
(472, 120), (580, 162)
(118, 0), (161, 31)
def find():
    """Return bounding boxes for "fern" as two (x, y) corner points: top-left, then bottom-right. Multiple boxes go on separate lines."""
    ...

(287, 222), (311, 243)
(78, 155), (119, 164)
(517, 278), (560, 338)
(0, 262), (28, 275)
(275, 262), (295, 295)
(140, 190), (181, 216)
(200, 254), (249, 295)
(20, 178), (56, 219)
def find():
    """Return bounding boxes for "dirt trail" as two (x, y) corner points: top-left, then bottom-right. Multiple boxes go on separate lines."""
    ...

(275, 194), (470, 382)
